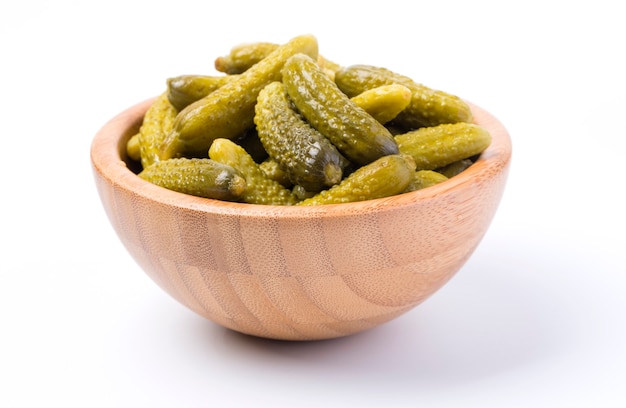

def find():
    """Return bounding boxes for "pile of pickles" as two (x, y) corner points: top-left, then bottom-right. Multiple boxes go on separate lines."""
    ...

(127, 34), (491, 205)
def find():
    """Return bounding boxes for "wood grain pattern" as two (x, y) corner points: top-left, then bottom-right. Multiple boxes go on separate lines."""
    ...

(91, 98), (512, 341)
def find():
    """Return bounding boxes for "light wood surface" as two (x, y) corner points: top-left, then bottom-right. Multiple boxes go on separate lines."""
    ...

(91, 98), (512, 341)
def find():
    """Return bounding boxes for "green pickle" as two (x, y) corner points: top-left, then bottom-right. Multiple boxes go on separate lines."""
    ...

(260, 158), (293, 188)
(255, 81), (348, 192)
(166, 74), (236, 111)
(405, 170), (449, 192)
(215, 42), (279, 74)
(209, 138), (299, 205)
(437, 158), (474, 178)
(350, 84), (412, 124)
(395, 122), (491, 170)
(335, 65), (473, 129)
(126, 133), (141, 162)
(298, 155), (416, 205)
(138, 158), (246, 201)
(160, 34), (319, 160)
(214, 41), (340, 78)
(282, 54), (398, 166)
(137, 92), (178, 169)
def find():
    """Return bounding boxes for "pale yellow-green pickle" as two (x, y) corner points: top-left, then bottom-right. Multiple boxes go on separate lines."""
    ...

(350, 84), (412, 124)
(395, 122), (491, 170)
(126, 133), (141, 162)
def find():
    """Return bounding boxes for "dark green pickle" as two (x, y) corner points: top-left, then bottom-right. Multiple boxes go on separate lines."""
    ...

(255, 81), (348, 192)
(282, 54), (398, 166)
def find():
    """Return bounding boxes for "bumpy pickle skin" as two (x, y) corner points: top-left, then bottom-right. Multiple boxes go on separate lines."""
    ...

(137, 92), (178, 169)
(260, 158), (293, 188)
(405, 170), (449, 192)
(334, 65), (473, 129)
(160, 34), (319, 160)
(209, 138), (299, 205)
(166, 74), (237, 111)
(395, 122), (492, 171)
(282, 54), (398, 166)
(138, 158), (246, 201)
(297, 155), (415, 206)
(255, 81), (348, 192)
(350, 84), (412, 124)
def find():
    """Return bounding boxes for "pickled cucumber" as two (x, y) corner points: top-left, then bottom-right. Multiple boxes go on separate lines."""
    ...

(255, 81), (348, 192)
(405, 170), (448, 192)
(395, 122), (491, 170)
(297, 155), (415, 205)
(126, 133), (141, 162)
(209, 138), (299, 205)
(215, 42), (279, 74)
(282, 54), (398, 166)
(259, 158), (293, 188)
(214, 41), (340, 78)
(436, 158), (474, 178)
(335, 65), (473, 129)
(137, 92), (178, 169)
(138, 158), (246, 201)
(160, 34), (319, 160)
(166, 74), (236, 111)
(350, 84), (412, 124)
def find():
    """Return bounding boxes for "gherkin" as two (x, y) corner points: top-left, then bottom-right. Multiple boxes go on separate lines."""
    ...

(350, 84), (412, 124)
(255, 81), (348, 192)
(137, 92), (178, 169)
(405, 170), (449, 192)
(395, 122), (491, 171)
(138, 158), (246, 201)
(209, 138), (299, 205)
(335, 64), (473, 130)
(166, 74), (236, 111)
(297, 155), (415, 205)
(282, 54), (398, 166)
(215, 42), (279, 74)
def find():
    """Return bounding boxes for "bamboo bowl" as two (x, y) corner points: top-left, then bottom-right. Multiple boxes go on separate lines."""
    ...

(91, 98), (511, 341)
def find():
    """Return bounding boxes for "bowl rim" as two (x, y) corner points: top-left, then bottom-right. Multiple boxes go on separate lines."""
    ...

(91, 97), (512, 219)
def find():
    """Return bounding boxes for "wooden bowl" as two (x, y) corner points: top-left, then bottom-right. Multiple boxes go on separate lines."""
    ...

(91, 98), (511, 341)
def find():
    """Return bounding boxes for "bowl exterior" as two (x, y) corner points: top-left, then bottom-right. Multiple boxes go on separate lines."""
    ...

(91, 99), (511, 341)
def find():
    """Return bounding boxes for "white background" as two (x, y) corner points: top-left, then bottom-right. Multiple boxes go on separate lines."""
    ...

(2, 1), (624, 407)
